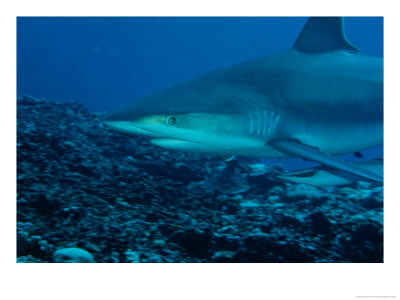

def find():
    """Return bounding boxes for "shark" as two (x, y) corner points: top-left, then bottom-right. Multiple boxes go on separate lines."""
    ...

(104, 17), (383, 185)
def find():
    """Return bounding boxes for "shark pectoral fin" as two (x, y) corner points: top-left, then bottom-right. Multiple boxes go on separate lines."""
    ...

(269, 139), (383, 183)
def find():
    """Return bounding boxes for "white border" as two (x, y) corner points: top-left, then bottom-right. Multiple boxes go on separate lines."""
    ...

(2, 1), (399, 300)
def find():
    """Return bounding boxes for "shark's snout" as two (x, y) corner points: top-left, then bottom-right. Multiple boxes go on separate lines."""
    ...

(103, 120), (154, 136)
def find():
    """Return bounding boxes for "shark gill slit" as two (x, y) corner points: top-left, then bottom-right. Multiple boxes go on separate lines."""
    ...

(262, 109), (267, 135)
(268, 111), (274, 136)
(247, 109), (281, 137)
(249, 111), (254, 135)
(248, 109), (279, 137)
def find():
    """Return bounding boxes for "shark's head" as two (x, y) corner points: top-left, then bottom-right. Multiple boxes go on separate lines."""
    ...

(101, 50), (276, 155)
(104, 108), (268, 155)
(102, 76), (282, 157)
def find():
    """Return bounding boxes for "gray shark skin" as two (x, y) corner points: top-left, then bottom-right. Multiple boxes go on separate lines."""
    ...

(104, 17), (383, 184)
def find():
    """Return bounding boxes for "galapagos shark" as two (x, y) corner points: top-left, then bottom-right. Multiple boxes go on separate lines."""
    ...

(104, 17), (383, 185)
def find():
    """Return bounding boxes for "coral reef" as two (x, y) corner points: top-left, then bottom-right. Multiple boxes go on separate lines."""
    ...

(17, 96), (383, 263)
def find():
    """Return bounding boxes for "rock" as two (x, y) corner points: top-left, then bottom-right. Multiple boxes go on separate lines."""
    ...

(30, 193), (62, 215)
(239, 200), (260, 208)
(337, 187), (361, 201)
(170, 228), (213, 258)
(240, 234), (313, 262)
(278, 215), (302, 228)
(268, 186), (284, 195)
(213, 234), (241, 250)
(351, 223), (382, 244)
(259, 223), (273, 233)
(212, 251), (236, 262)
(187, 161), (250, 195)
(309, 211), (332, 235)
(17, 255), (45, 263)
(267, 195), (280, 202)
(142, 253), (164, 263)
(63, 141), (76, 148)
(125, 251), (140, 263)
(247, 163), (269, 176)
(52, 248), (95, 263)
(286, 184), (332, 203)
(362, 197), (383, 209)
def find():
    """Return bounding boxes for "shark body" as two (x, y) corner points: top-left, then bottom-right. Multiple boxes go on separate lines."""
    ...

(104, 17), (383, 185)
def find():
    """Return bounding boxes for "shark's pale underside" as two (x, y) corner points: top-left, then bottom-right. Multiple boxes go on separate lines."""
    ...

(104, 17), (383, 185)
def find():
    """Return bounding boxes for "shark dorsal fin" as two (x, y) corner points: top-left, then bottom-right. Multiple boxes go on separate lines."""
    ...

(293, 17), (359, 53)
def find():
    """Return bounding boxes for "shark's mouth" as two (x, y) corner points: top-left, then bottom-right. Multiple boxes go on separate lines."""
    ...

(103, 121), (158, 136)
(134, 126), (203, 144)
(150, 138), (213, 152)
(150, 138), (201, 146)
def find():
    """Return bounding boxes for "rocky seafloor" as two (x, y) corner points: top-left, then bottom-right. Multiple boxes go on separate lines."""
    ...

(16, 95), (383, 263)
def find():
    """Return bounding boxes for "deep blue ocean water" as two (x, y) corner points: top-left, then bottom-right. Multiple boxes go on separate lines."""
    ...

(17, 17), (383, 169)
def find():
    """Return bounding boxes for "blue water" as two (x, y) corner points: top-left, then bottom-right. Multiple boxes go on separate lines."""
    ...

(16, 17), (383, 169)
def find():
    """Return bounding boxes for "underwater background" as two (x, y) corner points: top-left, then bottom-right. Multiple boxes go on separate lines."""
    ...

(16, 17), (383, 262)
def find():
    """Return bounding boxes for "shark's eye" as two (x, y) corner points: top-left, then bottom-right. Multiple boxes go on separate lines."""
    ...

(166, 116), (177, 126)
